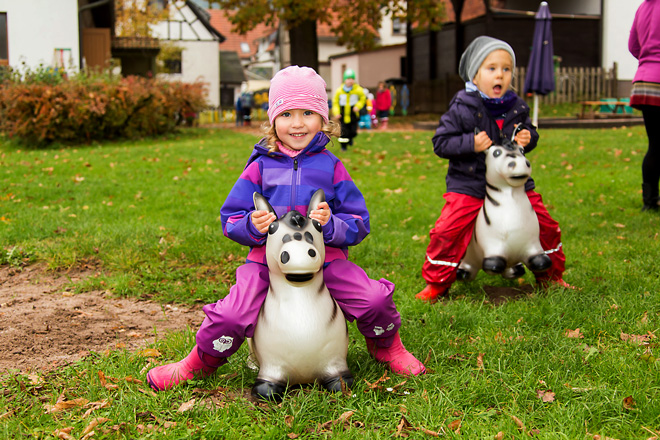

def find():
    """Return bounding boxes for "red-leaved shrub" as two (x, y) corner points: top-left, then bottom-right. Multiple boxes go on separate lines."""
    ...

(0, 74), (207, 145)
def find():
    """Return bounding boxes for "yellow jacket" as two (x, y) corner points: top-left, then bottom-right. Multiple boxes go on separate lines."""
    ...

(332, 84), (367, 124)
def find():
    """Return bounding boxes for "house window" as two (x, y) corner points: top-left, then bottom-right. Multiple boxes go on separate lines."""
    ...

(0, 13), (8, 66)
(392, 17), (404, 35)
(157, 43), (182, 74)
(148, 0), (168, 12)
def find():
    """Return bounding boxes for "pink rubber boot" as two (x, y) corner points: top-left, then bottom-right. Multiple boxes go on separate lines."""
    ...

(366, 332), (426, 376)
(146, 345), (225, 391)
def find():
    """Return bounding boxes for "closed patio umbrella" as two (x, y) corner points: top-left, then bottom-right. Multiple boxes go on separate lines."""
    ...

(524, 1), (555, 127)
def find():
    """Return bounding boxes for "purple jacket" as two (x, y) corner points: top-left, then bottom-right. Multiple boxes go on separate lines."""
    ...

(220, 132), (370, 264)
(629, 0), (660, 84)
(431, 90), (539, 199)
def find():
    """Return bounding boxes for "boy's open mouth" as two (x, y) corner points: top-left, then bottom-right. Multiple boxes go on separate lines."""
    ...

(493, 85), (502, 93)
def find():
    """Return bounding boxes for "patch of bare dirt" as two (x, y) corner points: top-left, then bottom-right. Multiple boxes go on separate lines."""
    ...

(483, 284), (535, 305)
(0, 264), (205, 373)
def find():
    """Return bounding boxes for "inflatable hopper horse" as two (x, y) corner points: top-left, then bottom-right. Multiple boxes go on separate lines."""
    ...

(457, 137), (552, 282)
(249, 189), (353, 401)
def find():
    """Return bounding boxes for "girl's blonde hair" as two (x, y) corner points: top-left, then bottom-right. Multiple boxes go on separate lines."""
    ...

(263, 117), (341, 153)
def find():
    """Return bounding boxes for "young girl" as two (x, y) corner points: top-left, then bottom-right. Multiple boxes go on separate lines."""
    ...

(416, 36), (572, 303)
(374, 81), (392, 129)
(147, 66), (425, 392)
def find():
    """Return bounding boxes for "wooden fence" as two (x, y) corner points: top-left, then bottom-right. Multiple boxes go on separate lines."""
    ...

(411, 64), (619, 114)
(513, 64), (619, 104)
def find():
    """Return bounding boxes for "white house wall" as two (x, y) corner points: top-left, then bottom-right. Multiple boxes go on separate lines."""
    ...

(378, 13), (406, 46)
(602, 0), (643, 82)
(0, 0), (79, 72)
(174, 40), (220, 107)
(329, 45), (405, 93)
(151, 1), (221, 107)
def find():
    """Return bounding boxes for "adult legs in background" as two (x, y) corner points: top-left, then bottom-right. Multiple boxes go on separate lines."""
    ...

(641, 105), (660, 211)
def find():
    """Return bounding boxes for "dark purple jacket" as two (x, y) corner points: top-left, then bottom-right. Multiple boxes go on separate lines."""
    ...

(431, 89), (539, 199)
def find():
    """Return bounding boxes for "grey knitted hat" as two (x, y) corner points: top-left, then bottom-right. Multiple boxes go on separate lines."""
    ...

(458, 36), (516, 83)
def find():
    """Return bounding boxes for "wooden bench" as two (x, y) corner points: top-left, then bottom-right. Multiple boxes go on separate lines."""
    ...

(579, 100), (633, 119)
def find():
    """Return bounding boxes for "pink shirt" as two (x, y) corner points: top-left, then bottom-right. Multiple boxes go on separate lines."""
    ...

(629, 0), (660, 83)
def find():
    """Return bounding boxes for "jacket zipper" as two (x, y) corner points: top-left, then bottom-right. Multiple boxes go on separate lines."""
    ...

(291, 157), (299, 211)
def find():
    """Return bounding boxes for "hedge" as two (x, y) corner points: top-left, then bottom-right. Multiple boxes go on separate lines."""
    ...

(0, 72), (208, 145)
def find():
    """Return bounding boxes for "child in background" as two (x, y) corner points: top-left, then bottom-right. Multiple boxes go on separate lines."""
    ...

(332, 68), (366, 150)
(374, 81), (392, 130)
(416, 36), (572, 303)
(147, 66), (425, 393)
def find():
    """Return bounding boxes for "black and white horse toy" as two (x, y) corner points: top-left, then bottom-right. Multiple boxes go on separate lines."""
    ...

(248, 189), (353, 401)
(457, 139), (552, 282)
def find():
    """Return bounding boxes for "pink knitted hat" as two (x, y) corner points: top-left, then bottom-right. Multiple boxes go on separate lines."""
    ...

(267, 65), (329, 125)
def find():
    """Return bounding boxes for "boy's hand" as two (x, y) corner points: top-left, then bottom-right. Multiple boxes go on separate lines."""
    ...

(474, 131), (492, 153)
(514, 129), (532, 147)
(252, 210), (277, 234)
(309, 201), (331, 226)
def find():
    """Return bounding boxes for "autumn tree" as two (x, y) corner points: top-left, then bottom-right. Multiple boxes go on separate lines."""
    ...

(115, 0), (170, 38)
(210, 0), (445, 71)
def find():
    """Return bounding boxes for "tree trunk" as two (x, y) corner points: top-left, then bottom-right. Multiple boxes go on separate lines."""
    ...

(288, 19), (319, 71)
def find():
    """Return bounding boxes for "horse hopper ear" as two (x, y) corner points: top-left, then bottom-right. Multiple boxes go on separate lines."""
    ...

(253, 192), (276, 215)
(307, 189), (326, 217)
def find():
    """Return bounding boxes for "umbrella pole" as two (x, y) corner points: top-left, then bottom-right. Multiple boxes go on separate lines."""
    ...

(532, 94), (539, 127)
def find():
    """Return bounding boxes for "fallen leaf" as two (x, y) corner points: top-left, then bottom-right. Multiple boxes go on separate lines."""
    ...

(623, 395), (636, 410)
(44, 398), (90, 414)
(536, 389), (556, 402)
(138, 387), (158, 397)
(565, 328), (584, 339)
(82, 418), (110, 436)
(285, 415), (294, 428)
(53, 428), (75, 440)
(318, 410), (356, 432)
(178, 399), (196, 413)
(620, 332), (655, 345)
(395, 415), (412, 437)
(510, 415), (526, 433)
(477, 353), (485, 370)
(494, 432), (504, 440)
(139, 348), (162, 357)
(447, 419), (461, 433)
(82, 400), (111, 417)
(364, 371), (390, 391)
(26, 373), (43, 385)
(125, 376), (143, 384)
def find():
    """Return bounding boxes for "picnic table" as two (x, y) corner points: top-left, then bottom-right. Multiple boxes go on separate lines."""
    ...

(579, 100), (633, 119)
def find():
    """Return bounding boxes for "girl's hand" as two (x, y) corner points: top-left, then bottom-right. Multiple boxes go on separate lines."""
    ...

(474, 131), (492, 153)
(252, 210), (277, 234)
(309, 201), (331, 226)
(514, 129), (532, 147)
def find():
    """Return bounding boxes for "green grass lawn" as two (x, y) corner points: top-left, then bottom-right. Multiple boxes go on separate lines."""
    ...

(1, 125), (659, 439)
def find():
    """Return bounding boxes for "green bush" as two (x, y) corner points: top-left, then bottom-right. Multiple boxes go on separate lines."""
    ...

(0, 70), (208, 145)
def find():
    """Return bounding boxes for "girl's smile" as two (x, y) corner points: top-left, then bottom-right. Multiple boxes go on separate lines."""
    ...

(275, 109), (323, 151)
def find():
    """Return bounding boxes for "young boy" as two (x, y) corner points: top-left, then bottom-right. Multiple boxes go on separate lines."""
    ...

(332, 69), (366, 150)
(416, 36), (572, 303)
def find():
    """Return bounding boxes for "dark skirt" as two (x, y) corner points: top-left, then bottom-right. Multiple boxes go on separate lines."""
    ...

(630, 81), (660, 109)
